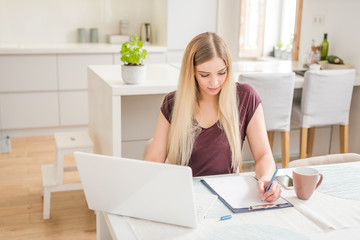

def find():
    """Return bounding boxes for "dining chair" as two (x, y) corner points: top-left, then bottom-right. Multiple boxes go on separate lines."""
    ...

(239, 72), (295, 167)
(291, 69), (355, 159)
(286, 153), (360, 168)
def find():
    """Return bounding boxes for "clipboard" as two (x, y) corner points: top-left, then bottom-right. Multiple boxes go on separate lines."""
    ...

(201, 174), (293, 213)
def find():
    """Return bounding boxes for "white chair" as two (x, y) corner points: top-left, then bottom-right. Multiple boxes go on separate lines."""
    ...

(239, 72), (295, 167)
(286, 153), (360, 168)
(41, 131), (93, 219)
(291, 69), (355, 159)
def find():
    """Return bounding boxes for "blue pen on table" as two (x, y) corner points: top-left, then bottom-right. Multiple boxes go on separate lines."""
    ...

(265, 166), (279, 193)
(220, 215), (232, 221)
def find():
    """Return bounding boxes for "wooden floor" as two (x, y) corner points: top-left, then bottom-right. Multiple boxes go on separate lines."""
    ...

(0, 136), (96, 240)
(0, 135), (262, 239)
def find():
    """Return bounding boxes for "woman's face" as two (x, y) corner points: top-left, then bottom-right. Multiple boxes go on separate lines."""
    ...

(195, 57), (227, 98)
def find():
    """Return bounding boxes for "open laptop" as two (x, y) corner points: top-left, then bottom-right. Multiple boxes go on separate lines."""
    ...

(74, 152), (197, 228)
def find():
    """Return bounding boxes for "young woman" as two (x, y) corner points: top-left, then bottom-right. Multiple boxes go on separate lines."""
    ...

(145, 32), (281, 203)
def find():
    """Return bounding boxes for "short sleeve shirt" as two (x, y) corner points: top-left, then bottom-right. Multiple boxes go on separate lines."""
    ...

(161, 83), (261, 177)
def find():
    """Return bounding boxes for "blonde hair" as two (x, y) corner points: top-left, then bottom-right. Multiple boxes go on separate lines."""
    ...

(167, 32), (242, 172)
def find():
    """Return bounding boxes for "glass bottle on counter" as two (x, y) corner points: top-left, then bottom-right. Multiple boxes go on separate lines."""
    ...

(309, 39), (320, 64)
(320, 33), (329, 60)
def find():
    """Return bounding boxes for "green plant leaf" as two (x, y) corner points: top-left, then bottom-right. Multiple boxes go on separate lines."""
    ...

(120, 34), (147, 65)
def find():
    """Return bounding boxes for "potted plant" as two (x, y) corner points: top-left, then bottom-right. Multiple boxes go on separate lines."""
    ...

(120, 34), (148, 84)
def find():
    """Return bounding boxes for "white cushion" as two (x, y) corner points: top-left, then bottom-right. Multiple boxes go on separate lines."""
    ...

(239, 72), (295, 131)
(292, 69), (355, 128)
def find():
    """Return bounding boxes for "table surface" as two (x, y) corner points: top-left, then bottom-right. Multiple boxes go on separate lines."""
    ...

(100, 161), (360, 240)
(88, 64), (180, 96)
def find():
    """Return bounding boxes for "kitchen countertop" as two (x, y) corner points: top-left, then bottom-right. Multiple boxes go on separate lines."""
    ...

(0, 43), (167, 55)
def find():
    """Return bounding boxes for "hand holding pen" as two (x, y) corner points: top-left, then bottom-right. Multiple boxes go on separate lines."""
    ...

(257, 166), (282, 203)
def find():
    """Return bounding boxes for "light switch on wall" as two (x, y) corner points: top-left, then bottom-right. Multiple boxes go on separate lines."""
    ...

(313, 15), (325, 25)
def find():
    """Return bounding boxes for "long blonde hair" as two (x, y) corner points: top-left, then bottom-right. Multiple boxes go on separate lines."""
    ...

(167, 32), (242, 172)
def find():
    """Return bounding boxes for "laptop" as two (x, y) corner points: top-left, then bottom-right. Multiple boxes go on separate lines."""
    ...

(74, 152), (197, 228)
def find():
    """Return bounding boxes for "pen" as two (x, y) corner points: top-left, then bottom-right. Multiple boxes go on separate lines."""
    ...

(220, 215), (232, 221)
(265, 166), (279, 192)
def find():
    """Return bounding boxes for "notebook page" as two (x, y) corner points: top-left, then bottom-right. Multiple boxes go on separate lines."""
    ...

(202, 175), (287, 209)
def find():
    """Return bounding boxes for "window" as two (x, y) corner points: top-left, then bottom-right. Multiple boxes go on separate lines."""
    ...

(238, 0), (266, 58)
(238, 0), (301, 60)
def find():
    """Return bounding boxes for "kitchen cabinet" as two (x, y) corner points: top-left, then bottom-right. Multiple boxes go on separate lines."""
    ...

(0, 55), (59, 130)
(0, 92), (59, 129)
(0, 55), (57, 92)
(0, 44), (167, 135)
(59, 91), (88, 126)
(58, 54), (113, 90)
(57, 53), (113, 126)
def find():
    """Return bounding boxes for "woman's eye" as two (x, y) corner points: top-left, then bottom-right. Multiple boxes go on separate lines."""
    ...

(218, 72), (226, 75)
(200, 74), (209, 78)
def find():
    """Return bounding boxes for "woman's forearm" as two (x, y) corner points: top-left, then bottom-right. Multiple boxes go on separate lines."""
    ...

(254, 152), (276, 180)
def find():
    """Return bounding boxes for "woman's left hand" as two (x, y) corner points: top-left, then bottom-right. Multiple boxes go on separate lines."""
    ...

(257, 177), (282, 203)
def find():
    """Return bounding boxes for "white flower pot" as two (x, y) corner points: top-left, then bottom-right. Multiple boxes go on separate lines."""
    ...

(121, 65), (146, 84)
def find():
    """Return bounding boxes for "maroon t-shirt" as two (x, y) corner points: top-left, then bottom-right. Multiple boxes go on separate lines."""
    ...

(161, 83), (261, 177)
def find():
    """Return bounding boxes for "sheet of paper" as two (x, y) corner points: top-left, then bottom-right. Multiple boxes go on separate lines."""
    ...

(202, 175), (288, 209)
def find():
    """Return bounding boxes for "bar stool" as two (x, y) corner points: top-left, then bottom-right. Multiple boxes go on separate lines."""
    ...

(239, 72), (295, 167)
(291, 69), (355, 159)
(41, 131), (93, 219)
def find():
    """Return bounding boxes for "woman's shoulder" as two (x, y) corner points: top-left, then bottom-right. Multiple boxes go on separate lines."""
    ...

(161, 91), (176, 122)
(235, 82), (257, 96)
(163, 91), (176, 106)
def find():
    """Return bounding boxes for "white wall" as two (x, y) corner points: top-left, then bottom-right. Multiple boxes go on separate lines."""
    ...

(217, 0), (241, 61)
(299, 0), (360, 71)
(0, 0), (164, 44)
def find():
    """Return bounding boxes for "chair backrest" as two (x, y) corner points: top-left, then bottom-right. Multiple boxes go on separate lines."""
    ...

(286, 153), (360, 168)
(300, 69), (355, 127)
(239, 72), (295, 131)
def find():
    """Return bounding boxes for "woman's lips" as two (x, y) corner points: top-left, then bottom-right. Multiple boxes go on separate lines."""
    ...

(208, 87), (219, 92)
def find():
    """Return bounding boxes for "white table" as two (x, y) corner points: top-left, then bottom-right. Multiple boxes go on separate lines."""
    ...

(97, 161), (360, 240)
(88, 64), (180, 157)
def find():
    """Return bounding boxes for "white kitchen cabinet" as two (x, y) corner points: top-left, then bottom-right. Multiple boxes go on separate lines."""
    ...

(57, 54), (113, 90)
(59, 91), (88, 126)
(0, 92), (59, 129)
(0, 55), (57, 92)
(0, 44), (167, 135)
(113, 52), (166, 65)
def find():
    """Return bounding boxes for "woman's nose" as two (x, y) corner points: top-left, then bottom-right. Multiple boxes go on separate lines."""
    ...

(209, 75), (219, 85)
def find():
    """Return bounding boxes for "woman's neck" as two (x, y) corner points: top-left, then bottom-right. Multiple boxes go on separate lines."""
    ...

(196, 94), (219, 128)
